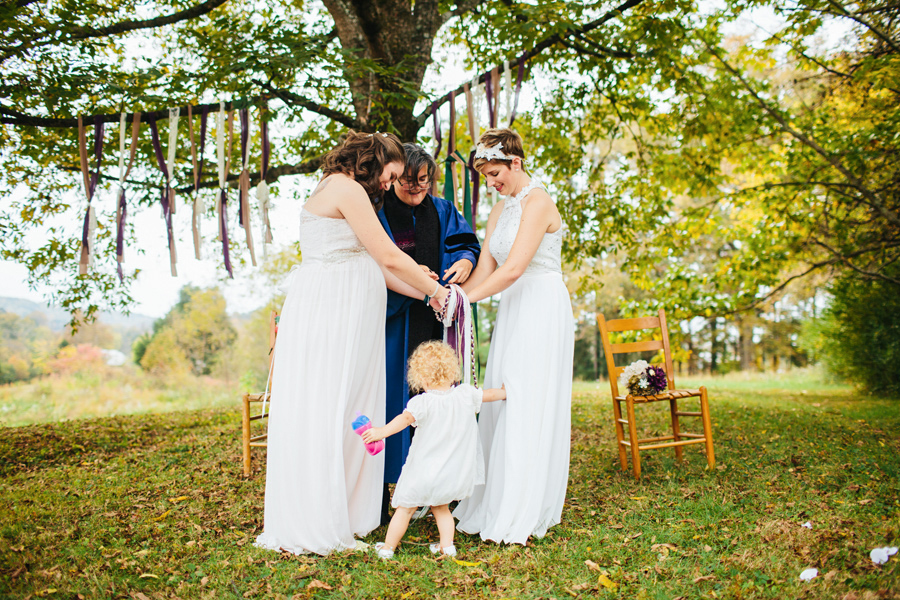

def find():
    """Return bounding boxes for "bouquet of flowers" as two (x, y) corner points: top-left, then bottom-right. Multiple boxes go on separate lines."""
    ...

(619, 360), (668, 396)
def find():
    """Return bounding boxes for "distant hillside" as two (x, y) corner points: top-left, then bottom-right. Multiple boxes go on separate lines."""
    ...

(0, 297), (156, 333)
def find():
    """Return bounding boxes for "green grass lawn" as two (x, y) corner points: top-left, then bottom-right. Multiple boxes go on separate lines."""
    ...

(1, 370), (898, 599)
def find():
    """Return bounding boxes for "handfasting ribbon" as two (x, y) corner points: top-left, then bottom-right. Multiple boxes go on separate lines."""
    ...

(440, 285), (477, 387)
(215, 103), (234, 278)
(431, 98), (442, 161)
(187, 105), (209, 260)
(148, 118), (178, 276)
(166, 108), (179, 215)
(115, 111), (141, 282)
(509, 54), (527, 126)
(257, 99), (273, 258)
(238, 107), (257, 266)
(77, 117), (105, 275)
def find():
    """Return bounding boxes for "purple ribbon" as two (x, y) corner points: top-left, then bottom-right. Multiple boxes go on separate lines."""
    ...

(467, 149), (480, 233)
(116, 188), (127, 282)
(196, 106), (208, 190)
(220, 189), (233, 277)
(260, 101), (270, 181)
(510, 54), (527, 126)
(431, 98), (442, 159)
(484, 71), (494, 128)
(148, 119), (176, 268)
(82, 121), (105, 254)
(238, 107), (249, 227)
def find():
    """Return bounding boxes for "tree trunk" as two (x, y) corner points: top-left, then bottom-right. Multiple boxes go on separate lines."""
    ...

(322, 0), (446, 139)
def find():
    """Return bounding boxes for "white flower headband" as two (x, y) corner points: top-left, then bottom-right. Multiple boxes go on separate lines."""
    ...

(474, 141), (514, 162)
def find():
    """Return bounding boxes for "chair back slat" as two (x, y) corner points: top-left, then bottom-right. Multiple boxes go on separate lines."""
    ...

(597, 309), (677, 398)
(605, 316), (660, 332)
(610, 339), (664, 355)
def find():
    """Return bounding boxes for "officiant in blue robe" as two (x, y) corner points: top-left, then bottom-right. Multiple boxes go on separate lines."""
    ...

(377, 144), (481, 522)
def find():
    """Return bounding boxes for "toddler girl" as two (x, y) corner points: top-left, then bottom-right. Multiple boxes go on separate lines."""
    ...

(362, 340), (506, 558)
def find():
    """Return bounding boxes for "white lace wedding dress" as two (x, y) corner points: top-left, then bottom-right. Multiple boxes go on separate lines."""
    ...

(453, 181), (575, 545)
(255, 209), (386, 555)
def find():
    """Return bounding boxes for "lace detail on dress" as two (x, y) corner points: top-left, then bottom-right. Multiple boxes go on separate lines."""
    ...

(489, 180), (564, 276)
(299, 210), (370, 264)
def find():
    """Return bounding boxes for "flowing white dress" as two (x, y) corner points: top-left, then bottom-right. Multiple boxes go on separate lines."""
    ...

(255, 209), (386, 555)
(453, 181), (574, 545)
(392, 384), (485, 509)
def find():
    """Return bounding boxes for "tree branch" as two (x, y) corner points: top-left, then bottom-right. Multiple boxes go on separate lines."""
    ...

(65, 0), (231, 41)
(175, 156), (326, 194)
(811, 237), (900, 286)
(251, 80), (366, 130)
(696, 35), (900, 231)
(0, 99), (254, 128)
(416, 0), (647, 125)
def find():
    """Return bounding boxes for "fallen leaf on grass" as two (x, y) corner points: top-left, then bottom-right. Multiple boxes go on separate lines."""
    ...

(307, 579), (332, 590)
(153, 510), (171, 521)
(858, 499), (873, 505)
(169, 496), (190, 503)
(452, 559), (481, 567)
(139, 573), (158, 579)
(693, 575), (715, 583)
(131, 593), (151, 600)
(571, 582), (592, 591)
(703, 545), (712, 552)
(598, 574), (617, 589)
(585, 560), (601, 572)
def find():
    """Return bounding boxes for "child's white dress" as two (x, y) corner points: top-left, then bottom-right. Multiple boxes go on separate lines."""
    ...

(391, 384), (484, 508)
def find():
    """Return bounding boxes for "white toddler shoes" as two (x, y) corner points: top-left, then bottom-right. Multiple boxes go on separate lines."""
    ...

(429, 543), (457, 556)
(374, 542), (394, 559)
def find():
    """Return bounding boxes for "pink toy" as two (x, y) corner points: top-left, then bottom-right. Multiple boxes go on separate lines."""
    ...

(351, 413), (384, 456)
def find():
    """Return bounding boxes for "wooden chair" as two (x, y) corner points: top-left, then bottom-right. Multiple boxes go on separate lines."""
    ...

(241, 310), (278, 478)
(597, 308), (715, 478)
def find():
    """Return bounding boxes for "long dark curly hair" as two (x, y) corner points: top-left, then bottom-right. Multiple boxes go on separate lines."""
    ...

(322, 131), (405, 210)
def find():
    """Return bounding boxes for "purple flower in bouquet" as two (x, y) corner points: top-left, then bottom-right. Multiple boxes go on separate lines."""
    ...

(645, 365), (667, 394)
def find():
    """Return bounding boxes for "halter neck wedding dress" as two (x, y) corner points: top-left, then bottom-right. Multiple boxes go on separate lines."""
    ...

(255, 209), (386, 555)
(453, 180), (575, 545)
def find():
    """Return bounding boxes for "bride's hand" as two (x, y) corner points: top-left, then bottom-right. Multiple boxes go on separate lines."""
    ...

(429, 285), (449, 314)
(420, 264), (439, 281)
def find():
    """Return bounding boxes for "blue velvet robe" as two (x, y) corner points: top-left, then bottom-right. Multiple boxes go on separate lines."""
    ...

(377, 195), (481, 482)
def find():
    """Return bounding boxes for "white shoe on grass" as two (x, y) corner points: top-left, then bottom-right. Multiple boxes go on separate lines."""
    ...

(374, 542), (394, 560)
(411, 506), (430, 521)
(429, 543), (457, 556)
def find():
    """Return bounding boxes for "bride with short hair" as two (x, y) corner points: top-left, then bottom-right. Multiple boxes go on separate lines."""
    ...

(453, 128), (575, 545)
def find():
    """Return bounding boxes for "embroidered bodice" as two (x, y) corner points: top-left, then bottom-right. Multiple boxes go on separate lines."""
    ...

(489, 180), (564, 275)
(299, 209), (369, 264)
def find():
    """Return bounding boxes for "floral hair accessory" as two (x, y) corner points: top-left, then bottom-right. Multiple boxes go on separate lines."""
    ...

(474, 141), (514, 161)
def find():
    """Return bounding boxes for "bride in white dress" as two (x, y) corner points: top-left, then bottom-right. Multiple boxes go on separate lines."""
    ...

(255, 132), (449, 555)
(453, 128), (574, 545)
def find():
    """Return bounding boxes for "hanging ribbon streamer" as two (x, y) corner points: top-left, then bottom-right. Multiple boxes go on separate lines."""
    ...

(77, 117), (105, 275)
(166, 108), (179, 215)
(463, 83), (480, 234)
(216, 102), (234, 278)
(441, 285), (477, 387)
(491, 67), (501, 128)
(431, 98), (442, 161)
(187, 105), (209, 260)
(484, 72), (495, 130)
(115, 111), (141, 283)
(149, 119), (178, 276)
(504, 63), (513, 124)
(238, 107), (257, 266)
(257, 99), (273, 259)
(510, 54), (527, 126)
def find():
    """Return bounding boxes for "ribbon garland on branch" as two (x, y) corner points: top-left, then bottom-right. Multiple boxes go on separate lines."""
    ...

(187, 104), (209, 260)
(257, 99), (273, 258)
(115, 111), (141, 282)
(216, 102), (234, 278)
(77, 116), (105, 276)
(148, 117), (178, 276)
(238, 107), (257, 267)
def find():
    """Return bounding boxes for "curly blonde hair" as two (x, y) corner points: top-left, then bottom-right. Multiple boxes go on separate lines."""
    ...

(407, 340), (460, 392)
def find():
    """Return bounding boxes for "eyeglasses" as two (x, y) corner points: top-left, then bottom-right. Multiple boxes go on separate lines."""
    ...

(398, 176), (431, 191)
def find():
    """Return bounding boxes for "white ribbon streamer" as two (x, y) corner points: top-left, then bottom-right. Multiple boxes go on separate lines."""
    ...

(504, 64), (513, 124)
(167, 107), (179, 214)
(441, 284), (476, 386)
